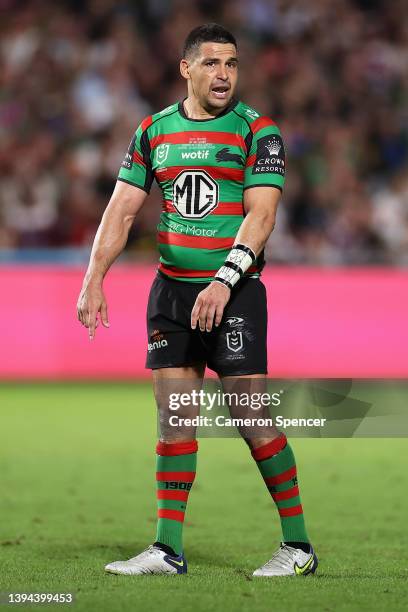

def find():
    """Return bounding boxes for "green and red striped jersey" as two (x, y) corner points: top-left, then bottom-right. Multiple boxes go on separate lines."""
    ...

(118, 98), (285, 282)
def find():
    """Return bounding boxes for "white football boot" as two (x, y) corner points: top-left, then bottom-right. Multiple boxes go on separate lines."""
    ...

(253, 543), (318, 577)
(105, 545), (187, 575)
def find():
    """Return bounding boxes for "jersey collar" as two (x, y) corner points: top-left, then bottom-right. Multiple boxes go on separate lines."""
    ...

(178, 97), (238, 122)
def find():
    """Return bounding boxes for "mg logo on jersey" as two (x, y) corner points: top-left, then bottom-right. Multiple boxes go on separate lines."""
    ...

(172, 170), (219, 219)
(155, 144), (170, 165)
(226, 330), (244, 352)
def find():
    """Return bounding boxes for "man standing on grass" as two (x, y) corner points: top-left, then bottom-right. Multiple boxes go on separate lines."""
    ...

(77, 23), (317, 577)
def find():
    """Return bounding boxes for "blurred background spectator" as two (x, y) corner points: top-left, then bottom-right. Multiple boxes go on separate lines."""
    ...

(1, 0), (408, 265)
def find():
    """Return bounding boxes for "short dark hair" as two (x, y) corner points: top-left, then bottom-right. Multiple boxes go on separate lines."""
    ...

(183, 23), (237, 59)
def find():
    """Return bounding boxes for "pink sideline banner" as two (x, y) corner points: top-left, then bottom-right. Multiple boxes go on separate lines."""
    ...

(0, 266), (407, 379)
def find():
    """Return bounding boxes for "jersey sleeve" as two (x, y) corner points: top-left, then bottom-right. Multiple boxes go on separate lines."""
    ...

(244, 119), (286, 192)
(117, 121), (154, 193)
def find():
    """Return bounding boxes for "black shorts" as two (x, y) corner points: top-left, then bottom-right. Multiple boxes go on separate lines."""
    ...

(145, 272), (267, 376)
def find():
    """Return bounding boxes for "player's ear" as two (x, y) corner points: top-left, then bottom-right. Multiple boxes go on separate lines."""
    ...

(180, 58), (190, 80)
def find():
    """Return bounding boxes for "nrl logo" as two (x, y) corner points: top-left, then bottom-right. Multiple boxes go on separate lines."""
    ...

(155, 143), (170, 165)
(265, 137), (281, 156)
(226, 330), (244, 352)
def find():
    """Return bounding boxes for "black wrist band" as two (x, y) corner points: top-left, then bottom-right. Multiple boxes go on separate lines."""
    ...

(234, 243), (256, 262)
(214, 277), (233, 290)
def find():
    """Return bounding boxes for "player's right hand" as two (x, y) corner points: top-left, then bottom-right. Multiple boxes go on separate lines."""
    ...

(191, 281), (231, 332)
(76, 282), (110, 340)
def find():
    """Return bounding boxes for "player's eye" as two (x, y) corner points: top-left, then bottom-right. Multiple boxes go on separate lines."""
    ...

(205, 61), (215, 67)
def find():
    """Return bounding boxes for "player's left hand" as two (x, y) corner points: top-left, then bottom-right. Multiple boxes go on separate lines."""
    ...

(191, 281), (231, 332)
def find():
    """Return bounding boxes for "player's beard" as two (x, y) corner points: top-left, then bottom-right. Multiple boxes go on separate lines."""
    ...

(203, 88), (233, 113)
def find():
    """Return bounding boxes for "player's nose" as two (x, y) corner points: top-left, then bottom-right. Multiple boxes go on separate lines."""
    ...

(215, 64), (229, 80)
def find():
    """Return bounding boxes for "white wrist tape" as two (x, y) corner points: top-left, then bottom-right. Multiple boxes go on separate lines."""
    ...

(214, 244), (256, 289)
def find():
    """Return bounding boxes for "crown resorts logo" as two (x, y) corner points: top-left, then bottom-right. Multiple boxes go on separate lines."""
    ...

(252, 134), (285, 176)
(265, 137), (281, 156)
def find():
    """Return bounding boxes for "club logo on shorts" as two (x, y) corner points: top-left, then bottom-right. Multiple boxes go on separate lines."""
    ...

(226, 330), (244, 353)
(155, 144), (170, 165)
(226, 317), (244, 327)
(172, 170), (219, 219)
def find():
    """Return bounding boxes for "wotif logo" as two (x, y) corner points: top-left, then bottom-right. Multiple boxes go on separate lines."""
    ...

(181, 150), (210, 160)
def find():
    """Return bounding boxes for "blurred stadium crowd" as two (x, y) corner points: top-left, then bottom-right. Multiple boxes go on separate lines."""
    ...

(1, 0), (408, 265)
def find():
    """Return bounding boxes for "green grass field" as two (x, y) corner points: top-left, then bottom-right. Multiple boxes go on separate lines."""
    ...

(1, 383), (407, 611)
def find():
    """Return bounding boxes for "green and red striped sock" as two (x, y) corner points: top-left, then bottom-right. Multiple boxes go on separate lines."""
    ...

(155, 440), (197, 556)
(252, 434), (309, 543)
